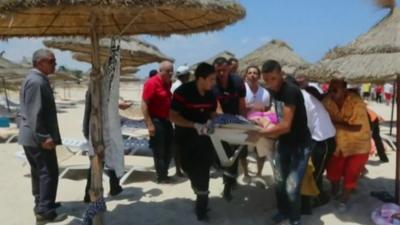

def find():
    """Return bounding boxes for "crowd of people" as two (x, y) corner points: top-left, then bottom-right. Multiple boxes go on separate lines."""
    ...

(18, 49), (390, 225)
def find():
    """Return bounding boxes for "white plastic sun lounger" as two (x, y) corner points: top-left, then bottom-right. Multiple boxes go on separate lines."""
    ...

(209, 123), (276, 168)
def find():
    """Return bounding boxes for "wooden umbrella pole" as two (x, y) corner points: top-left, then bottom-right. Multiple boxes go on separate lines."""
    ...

(89, 14), (105, 225)
(396, 75), (400, 203)
(2, 77), (10, 113)
(390, 80), (396, 136)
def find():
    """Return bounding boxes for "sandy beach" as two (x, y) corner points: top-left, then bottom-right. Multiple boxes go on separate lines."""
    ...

(0, 83), (397, 225)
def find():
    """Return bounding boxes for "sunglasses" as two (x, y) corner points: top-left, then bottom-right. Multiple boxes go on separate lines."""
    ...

(45, 58), (56, 65)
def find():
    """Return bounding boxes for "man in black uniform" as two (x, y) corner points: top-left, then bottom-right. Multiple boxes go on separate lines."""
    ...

(170, 63), (217, 221)
(212, 57), (247, 201)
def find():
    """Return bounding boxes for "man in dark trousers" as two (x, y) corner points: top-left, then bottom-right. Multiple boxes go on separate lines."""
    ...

(212, 57), (247, 201)
(142, 60), (175, 184)
(18, 49), (67, 224)
(170, 62), (217, 221)
(247, 60), (311, 225)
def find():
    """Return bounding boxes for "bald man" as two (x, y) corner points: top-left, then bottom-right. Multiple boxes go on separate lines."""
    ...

(142, 61), (175, 183)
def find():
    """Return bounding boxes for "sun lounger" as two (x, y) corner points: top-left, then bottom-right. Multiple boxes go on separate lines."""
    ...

(62, 138), (88, 154)
(209, 123), (276, 168)
(0, 127), (18, 143)
(380, 133), (396, 151)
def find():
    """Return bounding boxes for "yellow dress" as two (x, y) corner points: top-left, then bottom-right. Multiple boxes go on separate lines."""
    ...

(301, 159), (320, 196)
(323, 93), (371, 157)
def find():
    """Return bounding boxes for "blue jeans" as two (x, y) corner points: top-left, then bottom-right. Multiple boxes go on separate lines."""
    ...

(274, 141), (311, 222)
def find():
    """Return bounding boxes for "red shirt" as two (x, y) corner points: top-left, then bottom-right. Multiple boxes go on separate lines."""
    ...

(142, 74), (172, 119)
(375, 85), (383, 94)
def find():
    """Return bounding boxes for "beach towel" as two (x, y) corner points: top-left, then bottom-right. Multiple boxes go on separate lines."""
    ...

(372, 203), (400, 225)
(247, 111), (279, 126)
(82, 197), (107, 225)
(88, 38), (124, 177)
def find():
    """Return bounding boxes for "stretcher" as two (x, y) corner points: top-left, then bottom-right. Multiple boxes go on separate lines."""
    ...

(209, 123), (276, 168)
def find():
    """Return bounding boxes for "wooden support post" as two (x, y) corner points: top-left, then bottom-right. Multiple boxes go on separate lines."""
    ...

(390, 80), (396, 136)
(396, 75), (400, 204)
(2, 77), (10, 113)
(89, 15), (105, 225)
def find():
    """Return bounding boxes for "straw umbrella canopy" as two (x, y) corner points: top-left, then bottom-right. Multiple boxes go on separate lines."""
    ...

(44, 37), (174, 67)
(0, 0), (245, 223)
(190, 50), (235, 71)
(0, 1), (245, 37)
(298, 53), (400, 83)
(239, 39), (310, 74)
(120, 67), (139, 75)
(0, 56), (22, 68)
(298, 4), (400, 82)
(325, 8), (400, 60)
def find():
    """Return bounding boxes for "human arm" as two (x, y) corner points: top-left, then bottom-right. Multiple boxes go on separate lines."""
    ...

(118, 100), (133, 110)
(24, 81), (54, 149)
(141, 100), (155, 136)
(239, 97), (247, 116)
(332, 120), (361, 132)
(170, 110), (195, 128)
(141, 81), (156, 136)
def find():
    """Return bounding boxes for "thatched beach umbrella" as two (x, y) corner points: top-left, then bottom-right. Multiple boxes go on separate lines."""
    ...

(325, 8), (400, 60)
(0, 0), (245, 223)
(190, 50), (235, 71)
(301, 0), (400, 202)
(120, 67), (139, 76)
(0, 56), (22, 68)
(299, 53), (400, 83)
(44, 37), (174, 67)
(239, 39), (309, 74)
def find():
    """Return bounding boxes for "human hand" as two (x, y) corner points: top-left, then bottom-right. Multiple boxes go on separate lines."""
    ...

(41, 138), (55, 150)
(147, 122), (156, 137)
(194, 123), (209, 135)
(245, 130), (261, 143)
(118, 101), (133, 110)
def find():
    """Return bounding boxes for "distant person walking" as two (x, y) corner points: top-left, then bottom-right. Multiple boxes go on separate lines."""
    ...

(375, 85), (383, 103)
(384, 83), (394, 106)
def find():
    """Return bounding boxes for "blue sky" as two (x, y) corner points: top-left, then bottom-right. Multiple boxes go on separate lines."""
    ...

(0, 0), (393, 79)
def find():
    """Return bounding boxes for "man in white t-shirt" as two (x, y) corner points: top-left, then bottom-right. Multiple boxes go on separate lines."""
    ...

(287, 76), (336, 212)
(171, 65), (190, 93)
(241, 66), (271, 182)
(384, 83), (394, 105)
(170, 65), (191, 177)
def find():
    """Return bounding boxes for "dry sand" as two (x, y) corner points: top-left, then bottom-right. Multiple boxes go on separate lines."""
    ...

(0, 84), (397, 225)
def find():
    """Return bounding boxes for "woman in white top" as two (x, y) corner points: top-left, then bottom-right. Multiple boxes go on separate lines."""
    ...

(241, 65), (271, 181)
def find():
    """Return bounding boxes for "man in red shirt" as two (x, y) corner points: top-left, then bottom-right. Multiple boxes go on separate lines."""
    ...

(142, 60), (174, 183)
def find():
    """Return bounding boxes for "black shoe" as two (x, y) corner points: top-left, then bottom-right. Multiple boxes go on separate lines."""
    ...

(34, 203), (61, 214)
(195, 195), (209, 221)
(380, 155), (389, 163)
(51, 202), (62, 209)
(157, 176), (175, 184)
(36, 211), (67, 225)
(109, 186), (123, 197)
(222, 183), (233, 202)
